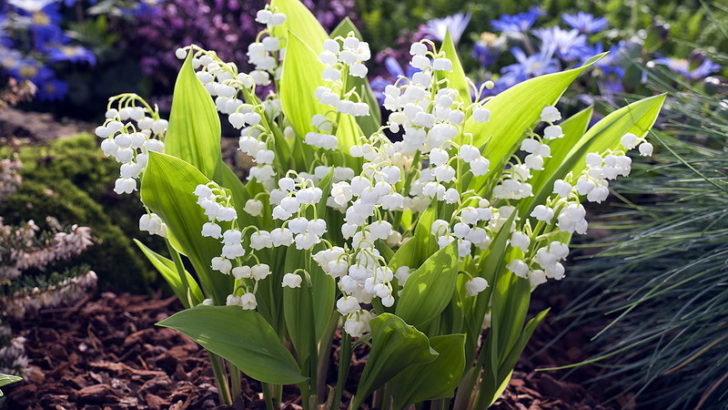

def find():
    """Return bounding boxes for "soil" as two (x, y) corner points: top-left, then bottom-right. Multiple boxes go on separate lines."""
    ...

(0, 107), (92, 147)
(4, 290), (615, 410)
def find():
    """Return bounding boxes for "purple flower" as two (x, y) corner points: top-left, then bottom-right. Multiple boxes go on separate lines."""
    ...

(490, 7), (543, 33)
(533, 26), (588, 61)
(650, 57), (721, 81)
(562, 12), (608, 34)
(424, 13), (471, 44)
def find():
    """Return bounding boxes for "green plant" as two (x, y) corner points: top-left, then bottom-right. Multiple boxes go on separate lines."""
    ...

(548, 53), (728, 409)
(97, 0), (664, 407)
(0, 135), (155, 292)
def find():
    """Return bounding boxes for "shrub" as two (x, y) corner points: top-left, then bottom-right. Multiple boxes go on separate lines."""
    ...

(95, 0), (664, 407)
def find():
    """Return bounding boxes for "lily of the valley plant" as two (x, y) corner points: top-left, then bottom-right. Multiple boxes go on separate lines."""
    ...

(96, 1), (664, 408)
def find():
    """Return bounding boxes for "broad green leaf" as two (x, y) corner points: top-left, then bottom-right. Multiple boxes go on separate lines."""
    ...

(0, 373), (21, 396)
(134, 239), (203, 307)
(390, 334), (466, 407)
(352, 313), (437, 409)
(335, 110), (365, 154)
(158, 306), (306, 384)
(279, 33), (329, 144)
(478, 309), (548, 408)
(389, 206), (436, 272)
(491, 270), (531, 366)
(270, 0), (328, 51)
(283, 269), (314, 367)
(395, 242), (459, 330)
(164, 53), (221, 178)
(0, 374), (21, 387)
(499, 309), (549, 378)
(141, 152), (232, 304)
(524, 94), (666, 218)
(437, 30), (471, 105)
(331, 18), (381, 135)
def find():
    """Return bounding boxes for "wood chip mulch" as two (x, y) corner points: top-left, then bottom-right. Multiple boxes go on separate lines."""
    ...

(5, 291), (613, 409)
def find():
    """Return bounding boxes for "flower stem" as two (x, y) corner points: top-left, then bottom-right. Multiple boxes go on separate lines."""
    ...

(262, 383), (275, 410)
(332, 332), (352, 409)
(230, 363), (242, 402)
(208, 352), (232, 405)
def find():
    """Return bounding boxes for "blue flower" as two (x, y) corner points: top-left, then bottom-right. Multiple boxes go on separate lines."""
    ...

(424, 13), (471, 44)
(501, 47), (560, 82)
(472, 32), (504, 67)
(533, 26), (588, 61)
(36, 77), (68, 101)
(47, 45), (96, 65)
(562, 12), (608, 34)
(5, 57), (53, 84)
(650, 57), (721, 81)
(490, 7), (543, 33)
(0, 47), (24, 71)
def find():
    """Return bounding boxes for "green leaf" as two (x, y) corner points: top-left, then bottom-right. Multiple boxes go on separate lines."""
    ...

(524, 94), (666, 218)
(389, 206), (436, 272)
(390, 334), (466, 407)
(330, 18), (381, 136)
(499, 309), (549, 378)
(353, 313), (437, 409)
(158, 306), (306, 384)
(395, 242), (459, 330)
(0, 373), (21, 396)
(270, 0), (329, 50)
(279, 32), (330, 144)
(437, 30), (471, 105)
(283, 248), (313, 364)
(335, 109), (365, 154)
(164, 53), (221, 178)
(134, 239), (203, 307)
(141, 152), (232, 304)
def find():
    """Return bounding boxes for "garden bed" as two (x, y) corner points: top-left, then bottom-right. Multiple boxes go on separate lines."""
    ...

(5, 291), (612, 409)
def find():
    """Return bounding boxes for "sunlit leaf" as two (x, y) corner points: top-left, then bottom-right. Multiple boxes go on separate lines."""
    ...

(158, 306), (306, 384)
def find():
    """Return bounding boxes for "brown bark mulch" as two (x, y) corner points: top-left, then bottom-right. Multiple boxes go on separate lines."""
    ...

(4, 291), (613, 409)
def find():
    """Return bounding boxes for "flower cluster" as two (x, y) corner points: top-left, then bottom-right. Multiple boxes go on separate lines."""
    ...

(307, 35), (372, 149)
(95, 95), (168, 195)
(194, 181), (276, 310)
(103, 2), (661, 349)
